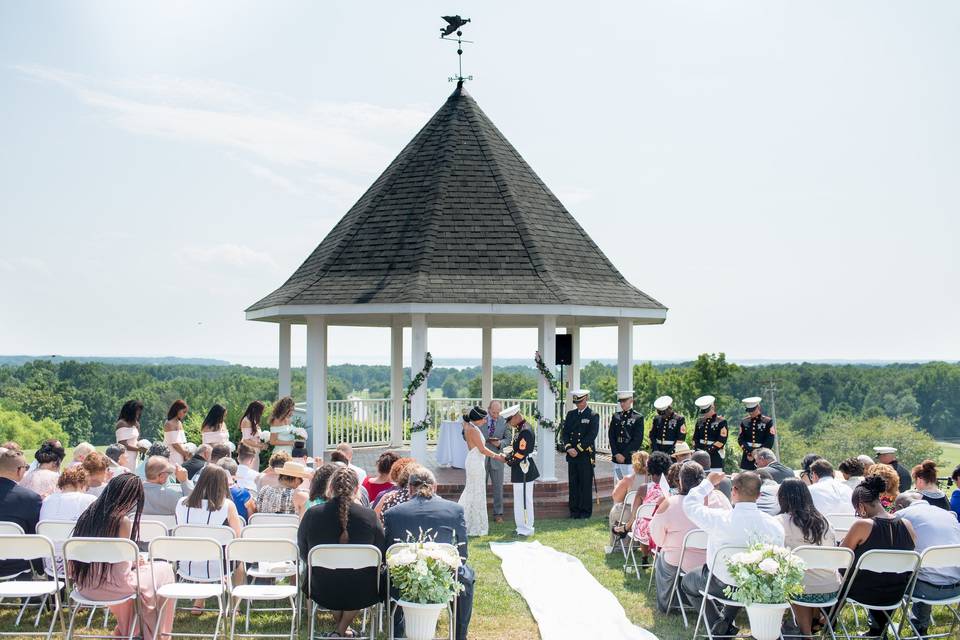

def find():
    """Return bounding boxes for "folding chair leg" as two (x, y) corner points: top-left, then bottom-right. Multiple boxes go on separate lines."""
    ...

(693, 590), (709, 640)
(85, 605), (96, 629)
(15, 596), (31, 626)
(66, 604), (81, 640)
(647, 555), (656, 592)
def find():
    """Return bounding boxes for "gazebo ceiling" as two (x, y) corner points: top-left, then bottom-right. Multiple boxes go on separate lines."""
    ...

(247, 82), (666, 326)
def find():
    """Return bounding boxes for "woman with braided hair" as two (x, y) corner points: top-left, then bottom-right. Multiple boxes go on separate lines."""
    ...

(298, 466), (385, 638)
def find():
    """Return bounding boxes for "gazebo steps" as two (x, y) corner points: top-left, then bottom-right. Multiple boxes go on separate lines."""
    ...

(436, 475), (616, 519)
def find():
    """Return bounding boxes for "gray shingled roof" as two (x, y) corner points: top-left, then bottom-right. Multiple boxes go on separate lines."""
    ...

(247, 83), (665, 313)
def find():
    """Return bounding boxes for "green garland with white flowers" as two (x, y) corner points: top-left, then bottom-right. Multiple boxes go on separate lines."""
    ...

(404, 352), (433, 404)
(534, 350), (560, 397)
(410, 414), (432, 434)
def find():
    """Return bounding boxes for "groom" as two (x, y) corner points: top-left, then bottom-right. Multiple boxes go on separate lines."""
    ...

(501, 405), (539, 536)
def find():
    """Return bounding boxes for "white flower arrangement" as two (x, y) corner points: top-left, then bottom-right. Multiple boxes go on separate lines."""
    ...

(136, 439), (152, 451)
(292, 426), (308, 441)
(386, 529), (464, 604)
(724, 543), (806, 605)
(258, 429), (271, 442)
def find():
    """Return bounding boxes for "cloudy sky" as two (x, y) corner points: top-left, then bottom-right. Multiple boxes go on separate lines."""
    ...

(1, 1), (957, 366)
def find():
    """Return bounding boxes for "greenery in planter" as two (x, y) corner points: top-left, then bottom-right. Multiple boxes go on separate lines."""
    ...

(386, 532), (464, 604)
(724, 543), (805, 605)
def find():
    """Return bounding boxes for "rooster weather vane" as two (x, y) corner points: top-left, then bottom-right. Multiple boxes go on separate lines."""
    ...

(440, 15), (473, 84)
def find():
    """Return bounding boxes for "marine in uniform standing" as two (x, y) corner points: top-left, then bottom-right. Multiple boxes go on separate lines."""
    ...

(608, 390), (644, 481)
(649, 395), (686, 455)
(562, 389), (599, 519)
(500, 405), (539, 536)
(738, 396), (776, 471)
(693, 395), (728, 472)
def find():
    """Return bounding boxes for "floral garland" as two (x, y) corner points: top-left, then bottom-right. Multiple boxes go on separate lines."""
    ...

(404, 352), (434, 404)
(531, 407), (557, 431)
(410, 414), (432, 434)
(534, 350), (560, 397)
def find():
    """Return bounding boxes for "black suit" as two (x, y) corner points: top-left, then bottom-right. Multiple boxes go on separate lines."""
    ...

(384, 495), (474, 640)
(0, 477), (42, 577)
(562, 407), (599, 518)
(181, 454), (207, 480)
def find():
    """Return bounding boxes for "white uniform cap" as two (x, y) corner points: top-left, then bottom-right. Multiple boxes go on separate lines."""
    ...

(654, 396), (673, 411)
(616, 390), (634, 401)
(500, 404), (521, 420)
(742, 396), (762, 410)
(873, 446), (897, 455)
(694, 395), (716, 410)
(571, 389), (590, 401)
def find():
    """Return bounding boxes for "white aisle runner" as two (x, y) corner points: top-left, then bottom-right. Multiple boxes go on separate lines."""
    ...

(490, 541), (660, 640)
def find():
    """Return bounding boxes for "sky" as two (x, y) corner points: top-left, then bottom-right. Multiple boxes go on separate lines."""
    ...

(1, 1), (958, 367)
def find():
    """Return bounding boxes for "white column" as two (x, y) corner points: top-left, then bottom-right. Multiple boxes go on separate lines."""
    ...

(390, 319), (404, 446)
(306, 317), (328, 459)
(566, 325), (581, 413)
(617, 318), (634, 393)
(410, 314), (429, 461)
(278, 320), (292, 398)
(537, 315), (557, 481)
(481, 322), (493, 407)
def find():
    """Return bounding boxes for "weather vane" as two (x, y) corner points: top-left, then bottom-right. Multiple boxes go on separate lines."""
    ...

(440, 15), (473, 84)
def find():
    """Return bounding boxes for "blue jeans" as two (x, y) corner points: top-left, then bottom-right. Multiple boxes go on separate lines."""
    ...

(910, 579), (960, 631)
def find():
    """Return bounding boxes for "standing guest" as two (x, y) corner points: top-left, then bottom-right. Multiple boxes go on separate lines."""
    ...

(777, 479), (840, 637)
(630, 452), (672, 557)
(306, 463), (338, 511)
(649, 395), (686, 456)
(608, 390), (644, 481)
(115, 400), (144, 472)
(372, 457), (416, 512)
(103, 444), (129, 478)
(200, 404), (230, 448)
(82, 452), (110, 497)
(0, 447), (41, 578)
(481, 402), (507, 523)
(691, 451), (732, 500)
(738, 397), (776, 471)
(238, 400), (267, 455)
(692, 395), (727, 472)
(681, 471), (785, 637)
(70, 474), (176, 640)
(754, 468), (781, 516)
(163, 400), (190, 466)
(67, 443), (95, 468)
(911, 460), (949, 510)
(257, 451), (292, 491)
(893, 491), (960, 637)
(40, 467), (96, 521)
(299, 467), (385, 638)
(950, 464), (960, 521)
(218, 458), (255, 523)
(142, 456), (194, 517)
(335, 443), (368, 484)
(561, 389), (599, 519)
(135, 443), (171, 480)
(20, 439), (65, 499)
(235, 445), (261, 491)
(873, 446), (912, 493)
(362, 451), (399, 504)
(649, 461), (730, 613)
(182, 444), (211, 481)
(807, 459), (854, 516)
(753, 448), (795, 483)
(865, 463), (900, 512)
(799, 454), (823, 485)
(267, 397), (297, 456)
(837, 457), (866, 489)
(256, 461), (310, 516)
(841, 475), (916, 638)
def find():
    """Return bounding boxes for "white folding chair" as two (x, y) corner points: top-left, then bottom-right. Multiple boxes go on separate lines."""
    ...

(239, 526), (300, 631)
(144, 514), (179, 530)
(662, 529), (709, 628)
(308, 544), (383, 640)
(385, 542), (457, 640)
(0, 522), (24, 535)
(138, 520), (169, 543)
(899, 544), (960, 639)
(248, 514), (299, 527)
(691, 545), (747, 640)
(63, 537), (142, 640)
(832, 549), (920, 640)
(610, 490), (637, 557)
(226, 539), (299, 640)
(624, 502), (657, 578)
(785, 546), (855, 640)
(149, 536), (226, 639)
(38, 522), (113, 630)
(0, 534), (65, 640)
(825, 513), (860, 531)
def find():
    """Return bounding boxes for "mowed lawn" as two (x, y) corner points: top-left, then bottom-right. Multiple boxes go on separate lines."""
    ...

(938, 440), (960, 474)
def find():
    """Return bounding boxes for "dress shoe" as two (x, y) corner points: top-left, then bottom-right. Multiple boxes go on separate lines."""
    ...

(710, 619), (738, 637)
(494, 515), (503, 523)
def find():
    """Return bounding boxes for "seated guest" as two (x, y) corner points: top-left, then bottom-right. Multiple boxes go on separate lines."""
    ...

(894, 491), (960, 636)
(70, 474), (176, 640)
(754, 468), (781, 515)
(257, 451), (291, 491)
(649, 461), (730, 613)
(777, 479), (840, 637)
(681, 471), (784, 636)
(865, 463), (900, 512)
(837, 457), (866, 489)
(67, 442), (95, 468)
(841, 475), (916, 638)
(0, 447), (41, 578)
(135, 443), (171, 480)
(371, 457), (416, 511)
(608, 451), (649, 530)
(383, 466), (473, 640)
(142, 456), (194, 517)
(103, 444), (130, 478)
(256, 461), (310, 516)
(306, 463), (338, 511)
(691, 451), (731, 500)
(629, 452), (673, 558)
(857, 454), (875, 468)
(362, 451), (399, 504)
(911, 460), (949, 510)
(218, 458), (255, 522)
(20, 440), (65, 499)
(799, 453), (823, 485)
(336, 442), (368, 483)
(298, 467), (385, 638)
(209, 443), (231, 467)
(670, 442), (694, 464)
(40, 466), (96, 521)
(376, 458), (419, 522)
(951, 464), (960, 521)
(753, 448), (795, 483)
(26, 438), (62, 473)
(808, 459), (854, 516)
(235, 445), (261, 491)
(82, 452), (111, 497)
(182, 444), (211, 481)
(665, 462), (682, 494)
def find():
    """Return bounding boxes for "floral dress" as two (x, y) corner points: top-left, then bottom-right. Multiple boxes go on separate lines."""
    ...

(632, 481), (665, 548)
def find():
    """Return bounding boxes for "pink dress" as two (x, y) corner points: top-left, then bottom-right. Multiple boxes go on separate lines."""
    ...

(163, 424), (187, 466)
(77, 560), (176, 640)
(649, 491), (731, 570)
(201, 427), (229, 447)
(115, 423), (140, 472)
(632, 481), (665, 548)
(19, 468), (60, 499)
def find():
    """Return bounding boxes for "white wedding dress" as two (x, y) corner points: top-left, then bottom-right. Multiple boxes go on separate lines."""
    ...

(458, 444), (489, 536)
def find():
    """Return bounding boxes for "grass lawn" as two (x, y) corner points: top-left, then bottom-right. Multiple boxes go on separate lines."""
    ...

(938, 440), (960, 475)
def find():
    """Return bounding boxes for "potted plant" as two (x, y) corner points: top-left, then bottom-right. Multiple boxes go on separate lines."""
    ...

(387, 531), (464, 640)
(724, 543), (805, 640)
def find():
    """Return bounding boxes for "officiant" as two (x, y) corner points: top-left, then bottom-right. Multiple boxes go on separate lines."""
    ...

(483, 401), (507, 523)
(501, 404), (539, 536)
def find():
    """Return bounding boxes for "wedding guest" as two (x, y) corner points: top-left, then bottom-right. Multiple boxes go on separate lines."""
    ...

(873, 446), (912, 493)
(40, 466), (96, 521)
(837, 457), (866, 489)
(256, 461), (310, 516)
(209, 444), (231, 466)
(607, 451), (650, 549)
(754, 468), (781, 515)
(142, 456), (194, 517)
(218, 458), (255, 522)
(163, 400), (190, 466)
(376, 459), (418, 521)
(267, 397), (297, 456)
(82, 452), (110, 497)
(104, 444), (129, 478)
(777, 479), (840, 637)
(951, 465), (960, 520)
(306, 463), (338, 511)
(865, 463), (900, 512)
(807, 459), (854, 516)
(857, 454), (875, 468)
(841, 475), (916, 638)
(691, 451), (731, 500)
(0, 448), (41, 578)
(257, 451), (292, 491)
(182, 444), (211, 481)
(665, 462), (682, 494)
(235, 445), (261, 490)
(200, 404), (230, 448)
(67, 443), (96, 468)
(238, 401), (267, 454)
(630, 452), (672, 559)
(298, 467), (385, 638)
(753, 448), (795, 483)
(0, 442), (22, 453)
(362, 452), (399, 504)
(70, 474), (175, 640)
(135, 443), (171, 480)
(20, 439), (65, 499)
(799, 454), (823, 485)
(911, 460), (949, 510)
(649, 461), (730, 613)
(115, 400), (144, 472)
(371, 457), (415, 511)
(336, 443), (368, 484)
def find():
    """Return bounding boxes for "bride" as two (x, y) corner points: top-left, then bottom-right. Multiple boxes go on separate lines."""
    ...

(459, 406), (505, 536)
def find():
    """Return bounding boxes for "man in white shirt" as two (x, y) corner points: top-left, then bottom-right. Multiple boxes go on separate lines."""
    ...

(682, 468), (785, 636)
(235, 447), (261, 492)
(807, 459), (854, 516)
(336, 443), (367, 484)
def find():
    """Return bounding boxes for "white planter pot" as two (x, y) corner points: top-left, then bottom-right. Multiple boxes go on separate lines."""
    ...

(398, 600), (446, 640)
(746, 603), (790, 640)
(411, 429), (428, 463)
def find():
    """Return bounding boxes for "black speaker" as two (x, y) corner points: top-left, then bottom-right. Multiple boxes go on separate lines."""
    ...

(555, 334), (573, 365)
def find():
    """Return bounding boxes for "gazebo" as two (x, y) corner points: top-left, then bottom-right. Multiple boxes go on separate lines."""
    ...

(246, 82), (666, 481)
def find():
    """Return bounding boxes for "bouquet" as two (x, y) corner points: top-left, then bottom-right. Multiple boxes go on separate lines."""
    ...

(258, 430), (271, 443)
(724, 543), (805, 605)
(386, 530), (464, 605)
(136, 439), (152, 452)
(292, 426), (308, 441)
